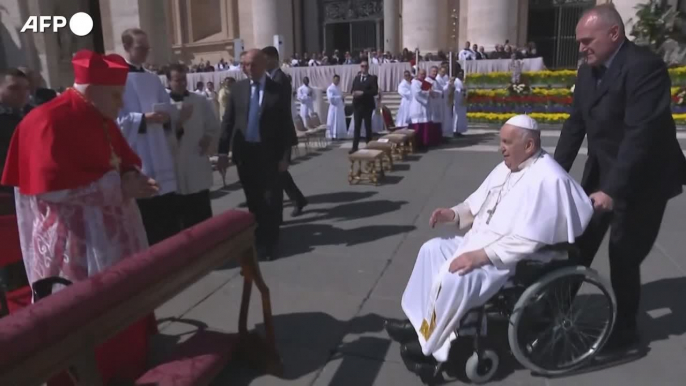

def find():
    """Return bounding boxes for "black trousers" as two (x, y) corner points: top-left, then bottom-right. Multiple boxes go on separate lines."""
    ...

(236, 144), (281, 250)
(352, 106), (373, 151)
(178, 190), (213, 230)
(137, 193), (182, 246)
(574, 197), (667, 331)
(281, 171), (306, 206)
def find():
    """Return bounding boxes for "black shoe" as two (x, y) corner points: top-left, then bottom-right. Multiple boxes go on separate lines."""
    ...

(384, 319), (417, 343)
(291, 200), (308, 217)
(255, 245), (269, 261)
(453, 133), (464, 138)
(348, 149), (357, 154)
(596, 327), (640, 360)
(400, 340), (430, 362)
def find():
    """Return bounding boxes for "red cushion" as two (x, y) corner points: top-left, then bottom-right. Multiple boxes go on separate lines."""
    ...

(0, 210), (255, 372)
(0, 215), (22, 267)
(5, 287), (32, 314)
(135, 330), (239, 386)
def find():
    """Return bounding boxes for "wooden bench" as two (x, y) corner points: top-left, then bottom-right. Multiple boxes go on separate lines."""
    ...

(379, 133), (410, 161)
(364, 141), (393, 171)
(348, 149), (385, 185)
(0, 210), (281, 386)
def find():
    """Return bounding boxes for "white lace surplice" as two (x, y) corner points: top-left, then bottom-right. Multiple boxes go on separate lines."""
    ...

(14, 171), (148, 285)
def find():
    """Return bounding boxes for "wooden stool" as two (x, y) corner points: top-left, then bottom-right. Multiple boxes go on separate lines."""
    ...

(365, 141), (393, 171)
(390, 129), (416, 153)
(348, 149), (385, 185)
(379, 133), (409, 161)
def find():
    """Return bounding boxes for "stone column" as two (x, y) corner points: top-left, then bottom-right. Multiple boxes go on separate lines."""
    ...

(402, 0), (442, 53)
(465, 0), (520, 51)
(251, 0), (294, 58)
(384, 0), (399, 53)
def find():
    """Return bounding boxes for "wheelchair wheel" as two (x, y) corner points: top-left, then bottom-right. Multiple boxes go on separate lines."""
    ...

(508, 266), (616, 375)
(465, 350), (499, 384)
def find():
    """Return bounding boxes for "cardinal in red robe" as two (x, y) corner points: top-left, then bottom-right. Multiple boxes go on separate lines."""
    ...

(1, 50), (159, 385)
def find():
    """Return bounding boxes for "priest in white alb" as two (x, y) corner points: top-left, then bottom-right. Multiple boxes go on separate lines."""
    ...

(436, 66), (453, 138)
(117, 28), (190, 246)
(452, 71), (468, 137)
(395, 70), (412, 128)
(326, 74), (347, 140)
(298, 76), (314, 122)
(384, 115), (594, 371)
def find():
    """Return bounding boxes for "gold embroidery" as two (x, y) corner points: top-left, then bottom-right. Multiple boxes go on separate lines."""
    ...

(419, 311), (437, 340)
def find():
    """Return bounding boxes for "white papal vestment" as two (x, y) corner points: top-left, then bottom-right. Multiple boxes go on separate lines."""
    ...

(298, 85), (314, 122)
(401, 151), (594, 362)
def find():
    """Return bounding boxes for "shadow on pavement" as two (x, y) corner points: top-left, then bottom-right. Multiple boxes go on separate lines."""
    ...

(209, 181), (243, 200)
(279, 223), (416, 258)
(438, 133), (497, 150)
(285, 199), (409, 225)
(209, 312), (389, 385)
(639, 277), (686, 343)
(285, 191), (378, 207)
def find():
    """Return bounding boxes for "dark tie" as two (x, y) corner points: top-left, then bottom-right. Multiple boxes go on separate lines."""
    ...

(593, 65), (607, 82)
(361, 75), (366, 83)
(128, 64), (145, 73)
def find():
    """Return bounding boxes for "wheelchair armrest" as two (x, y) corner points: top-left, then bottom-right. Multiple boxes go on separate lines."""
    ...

(32, 276), (73, 302)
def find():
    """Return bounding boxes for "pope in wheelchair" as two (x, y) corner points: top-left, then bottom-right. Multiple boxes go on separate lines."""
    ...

(386, 115), (616, 383)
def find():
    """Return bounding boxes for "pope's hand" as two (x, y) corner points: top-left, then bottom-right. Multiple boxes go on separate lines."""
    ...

(449, 250), (490, 275)
(429, 208), (455, 228)
(145, 111), (170, 124)
(180, 103), (194, 123)
(590, 191), (613, 212)
(216, 154), (230, 176)
(121, 171), (159, 200)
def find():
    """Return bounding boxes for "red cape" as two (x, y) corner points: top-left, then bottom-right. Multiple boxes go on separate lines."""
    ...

(1, 89), (141, 195)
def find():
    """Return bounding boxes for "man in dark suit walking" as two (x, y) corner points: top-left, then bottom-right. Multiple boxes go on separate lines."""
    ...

(555, 4), (686, 354)
(350, 59), (378, 153)
(262, 46), (308, 217)
(217, 49), (296, 260)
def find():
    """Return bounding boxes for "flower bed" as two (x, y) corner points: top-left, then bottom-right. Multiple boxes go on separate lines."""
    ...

(467, 112), (686, 125)
(466, 67), (686, 88)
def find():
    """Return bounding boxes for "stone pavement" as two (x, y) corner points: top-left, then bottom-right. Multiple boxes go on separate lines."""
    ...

(154, 132), (686, 386)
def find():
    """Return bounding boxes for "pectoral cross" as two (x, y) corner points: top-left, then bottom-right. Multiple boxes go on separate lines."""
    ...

(486, 204), (498, 225)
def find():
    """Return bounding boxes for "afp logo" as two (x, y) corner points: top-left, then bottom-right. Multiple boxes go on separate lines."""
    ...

(21, 12), (94, 36)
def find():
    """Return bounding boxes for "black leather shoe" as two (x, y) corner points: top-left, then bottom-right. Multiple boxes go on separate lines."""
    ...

(401, 340), (430, 362)
(348, 149), (357, 154)
(384, 319), (416, 343)
(291, 200), (308, 217)
(596, 327), (640, 360)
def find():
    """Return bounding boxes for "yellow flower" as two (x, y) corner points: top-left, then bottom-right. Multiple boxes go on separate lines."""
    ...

(466, 112), (686, 124)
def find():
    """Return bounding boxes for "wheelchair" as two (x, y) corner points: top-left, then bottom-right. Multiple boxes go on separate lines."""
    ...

(428, 246), (617, 384)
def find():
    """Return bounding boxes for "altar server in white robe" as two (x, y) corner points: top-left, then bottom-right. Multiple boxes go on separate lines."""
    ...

(436, 67), (453, 138)
(395, 71), (413, 128)
(166, 64), (219, 229)
(426, 67), (443, 133)
(326, 74), (347, 139)
(298, 76), (314, 122)
(117, 28), (190, 246)
(385, 115), (594, 370)
(452, 72), (468, 136)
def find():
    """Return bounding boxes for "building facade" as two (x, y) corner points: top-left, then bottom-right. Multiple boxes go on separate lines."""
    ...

(0, 0), (683, 88)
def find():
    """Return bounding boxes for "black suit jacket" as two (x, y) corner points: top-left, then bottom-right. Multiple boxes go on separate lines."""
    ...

(555, 41), (686, 202)
(218, 76), (295, 166)
(269, 68), (298, 149)
(351, 73), (379, 111)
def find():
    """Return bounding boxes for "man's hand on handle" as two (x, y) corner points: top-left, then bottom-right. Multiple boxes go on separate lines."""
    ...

(590, 191), (614, 212)
(429, 208), (456, 228)
(121, 170), (159, 200)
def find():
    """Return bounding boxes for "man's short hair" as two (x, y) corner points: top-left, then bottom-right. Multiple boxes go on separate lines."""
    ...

(166, 63), (187, 80)
(262, 46), (280, 60)
(582, 4), (625, 34)
(360, 58), (369, 64)
(121, 28), (147, 49)
(333, 74), (340, 79)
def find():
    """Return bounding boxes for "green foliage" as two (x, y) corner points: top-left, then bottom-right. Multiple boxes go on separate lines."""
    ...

(629, 0), (682, 51)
